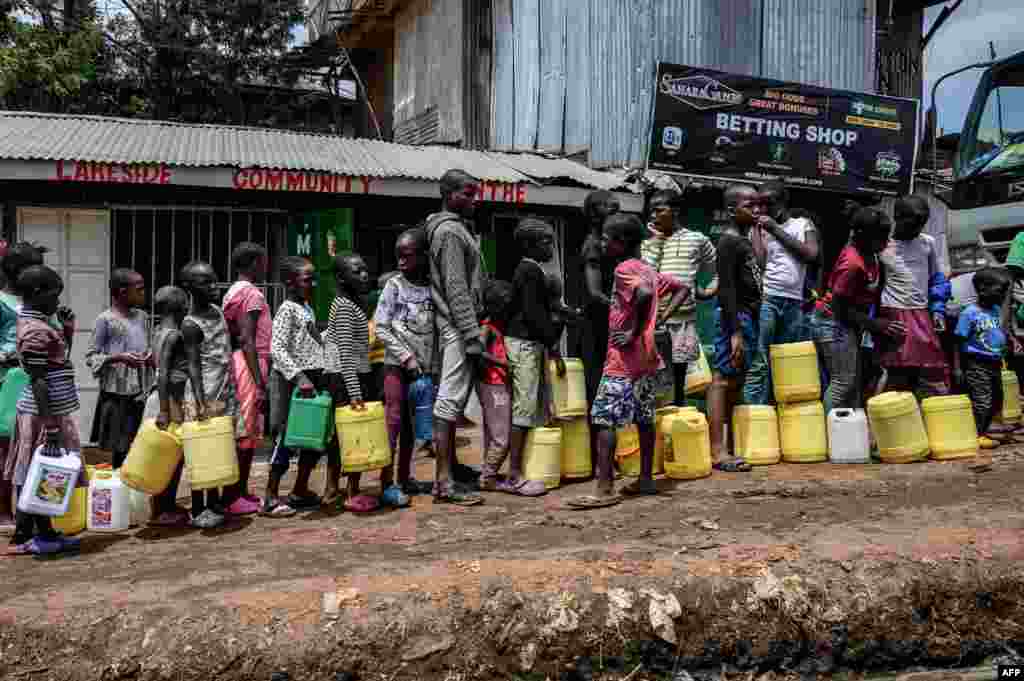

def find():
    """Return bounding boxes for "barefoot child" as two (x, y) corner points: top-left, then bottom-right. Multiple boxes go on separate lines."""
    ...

(265, 257), (336, 517)
(221, 243), (271, 516)
(374, 229), (435, 501)
(6, 265), (84, 554)
(179, 261), (241, 529)
(478, 280), (514, 489)
(326, 254), (382, 512)
(953, 267), (1011, 450)
(0, 243), (45, 532)
(502, 218), (566, 497)
(145, 286), (191, 526)
(568, 215), (689, 509)
(86, 269), (152, 470)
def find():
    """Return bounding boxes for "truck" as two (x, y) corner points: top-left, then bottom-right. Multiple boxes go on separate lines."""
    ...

(938, 49), (1024, 276)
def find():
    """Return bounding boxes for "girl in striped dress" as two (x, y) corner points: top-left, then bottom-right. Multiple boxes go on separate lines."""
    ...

(6, 265), (84, 554)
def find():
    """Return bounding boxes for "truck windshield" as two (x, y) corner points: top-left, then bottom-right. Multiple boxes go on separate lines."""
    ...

(959, 62), (1024, 178)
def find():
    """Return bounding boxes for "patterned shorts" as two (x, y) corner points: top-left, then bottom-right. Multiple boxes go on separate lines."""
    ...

(590, 374), (657, 428)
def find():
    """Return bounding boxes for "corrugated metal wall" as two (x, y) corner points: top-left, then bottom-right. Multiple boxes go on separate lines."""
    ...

(490, 0), (876, 169)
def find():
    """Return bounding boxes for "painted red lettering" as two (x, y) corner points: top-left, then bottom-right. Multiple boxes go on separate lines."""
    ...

(360, 176), (373, 194)
(342, 176), (352, 193)
(476, 183), (486, 201)
(319, 175), (335, 193)
(266, 170), (283, 191)
(489, 182), (498, 201)
(303, 174), (317, 192)
(233, 169), (249, 189)
(287, 171), (304, 191)
(158, 164), (171, 185)
(515, 185), (527, 204)
(54, 160), (68, 181)
(502, 183), (514, 202)
(73, 162), (87, 181)
(250, 169), (265, 190)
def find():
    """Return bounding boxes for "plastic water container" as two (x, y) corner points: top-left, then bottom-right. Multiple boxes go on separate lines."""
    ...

(87, 469), (131, 532)
(778, 401), (828, 463)
(732, 405), (781, 465)
(827, 409), (870, 463)
(559, 417), (592, 479)
(182, 416), (239, 490)
(523, 427), (562, 489)
(17, 446), (82, 517)
(335, 402), (391, 473)
(654, 406), (680, 475)
(615, 425), (641, 476)
(284, 390), (334, 451)
(770, 341), (821, 404)
(922, 395), (978, 460)
(0, 368), (29, 438)
(52, 465), (92, 535)
(867, 392), (930, 463)
(685, 345), (712, 396)
(1002, 371), (1022, 424)
(663, 411), (712, 480)
(548, 358), (587, 418)
(121, 420), (183, 495)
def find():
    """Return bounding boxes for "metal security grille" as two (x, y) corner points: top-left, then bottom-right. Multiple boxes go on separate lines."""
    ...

(109, 205), (289, 317)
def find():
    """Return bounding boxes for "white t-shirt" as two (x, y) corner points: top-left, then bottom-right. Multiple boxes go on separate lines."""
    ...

(879, 234), (940, 310)
(762, 217), (814, 300)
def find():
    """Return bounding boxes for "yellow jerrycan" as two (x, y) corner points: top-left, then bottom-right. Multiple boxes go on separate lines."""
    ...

(547, 358), (587, 419)
(732, 405), (781, 465)
(662, 411), (712, 480)
(52, 464), (92, 536)
(922, 395), (978, 460)
(559, 417), (592, 480)
(121, 420), (183, 495)
(1001, 370), (1022, 424)
(523, 427), (562, 489)
(182, 416), (239, 490)
(653, 406), (680, 475)
(867, 392), (930, 463)
(770, 341), (821, 404)
(335, 402), (392, 473)
(685, 345), (712, 396)
(615, 425), (641, 476)
(778, 401), (828, 463)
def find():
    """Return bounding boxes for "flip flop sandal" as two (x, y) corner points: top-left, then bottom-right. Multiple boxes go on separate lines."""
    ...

(286, 493), (322, 510)
(620, 480), (659, 496)
(261, 500), (297, 518)
(8, 537), (63, 555)
(495, 478), (547, 497)
(321, 491), (344, 507)
(380, 485), (410, 508)
(149, 510), (192, 527)
(712, 459), (752, 473)
(452, 463), (482, 484)
(433, 482), (484, 506)
(226, 497), (261, 516)
(344, 495), (380, 513)
(567, 495), (621, 510)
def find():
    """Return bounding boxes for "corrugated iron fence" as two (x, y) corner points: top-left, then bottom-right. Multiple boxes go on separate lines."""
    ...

(492, 0), (876, 169)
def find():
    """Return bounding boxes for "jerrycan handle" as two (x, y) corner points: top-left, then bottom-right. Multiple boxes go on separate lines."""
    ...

(833, 409), (852, 418)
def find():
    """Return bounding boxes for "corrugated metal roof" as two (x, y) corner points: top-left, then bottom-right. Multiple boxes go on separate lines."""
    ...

(0, 111), (633, 190)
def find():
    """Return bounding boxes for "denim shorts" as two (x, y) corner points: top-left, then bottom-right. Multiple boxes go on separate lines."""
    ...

(712, 306), (759, 377)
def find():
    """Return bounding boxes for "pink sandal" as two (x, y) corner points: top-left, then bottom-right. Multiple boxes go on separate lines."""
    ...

(344, 495), (380, 513)
(226, 497), (261, 516)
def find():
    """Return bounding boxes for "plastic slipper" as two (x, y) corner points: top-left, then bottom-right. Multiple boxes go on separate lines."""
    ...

(9, 537), (63, 555)
(567, 495), (621, 510)
(344, 495), (380, 513)
(712, 459), (752, 473)
(226, 497), (261, 516)
(433, 482), (483, 506)
(261, 499), (297, 518)
(380, 485), (410, 508)
(191, 509), (224, 529)
(286, 493), (322, 510)
(495, 478), (547, 497)
(149, 510), (192, 527)
(620, 480), (658, 496)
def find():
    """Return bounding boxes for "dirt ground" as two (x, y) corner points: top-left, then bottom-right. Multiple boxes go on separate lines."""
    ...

(3, 427), (1024, 681)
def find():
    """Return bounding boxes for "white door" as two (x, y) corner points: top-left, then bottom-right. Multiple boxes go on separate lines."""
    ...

(18, 207), (111, 445)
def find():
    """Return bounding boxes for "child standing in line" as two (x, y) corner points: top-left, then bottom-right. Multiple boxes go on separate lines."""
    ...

(265, 257), (336, 517)
(221, 243), (271, 516)
(145, 286), (191, 527)
(954, 267), (1012, 450)
(178, 261), (241, 530)
(502, 218), (565, 498)
(367, 271), (399, 404)
(568, 214), (689, 509)
(478, 279), (514, 490)
(325, 254), (381, 513)
(6, 265), (84, 554)
(86, 269), (152, 470)
(876, 195), (951, 398)
(374, 229), (435, 501)
(0, 242), (44, 532)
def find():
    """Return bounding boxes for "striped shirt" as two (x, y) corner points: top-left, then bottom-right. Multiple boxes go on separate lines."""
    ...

(641, 226), (717, 319)
(324, 295), (371, 402)
(16, 309), (79, 416)
(270, 300), (324, 381)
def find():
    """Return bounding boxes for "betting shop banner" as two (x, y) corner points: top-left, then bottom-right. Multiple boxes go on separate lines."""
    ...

(647, 63), (920, 196)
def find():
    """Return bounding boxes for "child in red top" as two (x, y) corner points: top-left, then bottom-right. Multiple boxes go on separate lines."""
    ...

(479, 280), (532, 491)
(569, 214), (690, 509)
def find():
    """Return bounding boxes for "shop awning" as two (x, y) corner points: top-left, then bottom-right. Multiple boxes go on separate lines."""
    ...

(0, 111), (642, 210)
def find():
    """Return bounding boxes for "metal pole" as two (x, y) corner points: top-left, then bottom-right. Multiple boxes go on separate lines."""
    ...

(990, 42), (1004, 143)
(227, 210), (234, 280)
